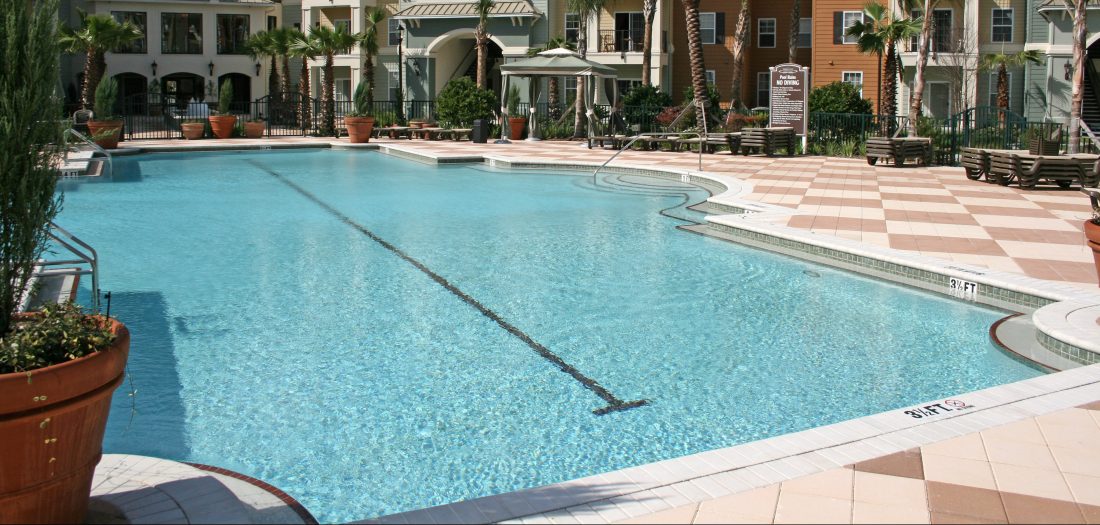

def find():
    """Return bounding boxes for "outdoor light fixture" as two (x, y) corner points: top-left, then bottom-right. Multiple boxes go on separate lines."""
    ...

(208, 61), (215, 77)
(255, 62), (261, 76)
(151, 60), (157, 76)
(1065, 62), (1073, 81)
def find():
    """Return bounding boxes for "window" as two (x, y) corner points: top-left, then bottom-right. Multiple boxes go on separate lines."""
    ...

(112, 12), (146, 54)
(388, 65), (400, 101)
(162, 13), (202, 54)
(988, 72), (1012, 107)
(932, 9), (953, 52)
(758, 18), (776, 48)
(614, 12), (645, 52)
(757, 71), (771, 107)
(333, 18), (351, 32)
(564, 77), (577, 105)
(565, 13), (579, 43)
(388, 19), (401, 46)
(705, 70), (715, 85)
(267, 15), (277, 31)
(992, 8), (1013, 43)
(616, 79), (642, 96)
(217, 14), (250, 55)
(798, 18), (812, 48)
(700, 12), (716, 44)
(842, 71), (863, 96)
(842, 11), (862, 44)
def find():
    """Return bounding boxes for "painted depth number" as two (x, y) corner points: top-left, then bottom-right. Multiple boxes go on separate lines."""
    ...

(949, 277), (978, 301)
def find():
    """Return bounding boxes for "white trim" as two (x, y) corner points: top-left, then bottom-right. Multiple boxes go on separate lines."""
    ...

(699, 12), (717, 45)
(991, 7), (1013, 44)
(841, 71), (863, 96)
(758, 18), (776, 48)
(842, 11), (862, 45)
(424, 28), (508, 55)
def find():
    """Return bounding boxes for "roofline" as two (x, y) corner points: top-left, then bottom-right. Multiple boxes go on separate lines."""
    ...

(392, 13), (541, 19)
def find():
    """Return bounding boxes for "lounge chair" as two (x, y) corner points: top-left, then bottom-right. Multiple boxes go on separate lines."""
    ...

(960, 147), (991, 180)
(740, 127), (795, 156)
(989, 150), (1100, 189)
(677, 133), (742, 154)
(866, 136), (932, 167)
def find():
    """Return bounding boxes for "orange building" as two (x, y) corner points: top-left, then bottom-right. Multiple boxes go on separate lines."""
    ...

(811, 0), (882, 113)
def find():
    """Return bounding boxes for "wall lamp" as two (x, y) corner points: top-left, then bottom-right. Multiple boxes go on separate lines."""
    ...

(151, 60), (157, 76)
(208, 61), (215, 77)
(1065, 62), (1073, 81)
(255, 62), (262, 77)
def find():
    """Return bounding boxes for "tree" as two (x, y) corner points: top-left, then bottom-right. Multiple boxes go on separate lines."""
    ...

(979, 50), (1041, 111)
(846, 1), (920, 117)
(787, 0), (801, 64)
(682, 0), (711, 124)
(641, 0), (657, 85)
(59, 11), (143, 110)
(567, 0), (606, 137)
(809, 82), (874, 114)
(243, 31), (277, 96)
(908, 0), (940, 131)
(729, 0), (751, 111)
(269, 28), (297, 98)
(306, 25), (361, 136)
(528, 37), (576, 120)
(474, 0), (494, 89)
(289, 29), (321, 131)
(1065, 0), (1088, 153)
(362, 7), (387, 111)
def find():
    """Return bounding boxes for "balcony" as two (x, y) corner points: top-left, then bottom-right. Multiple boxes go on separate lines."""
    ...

(596, 30), (643, 53)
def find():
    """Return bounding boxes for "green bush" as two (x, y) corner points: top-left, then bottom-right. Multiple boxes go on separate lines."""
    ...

(621, 85), (673, 133)
(436, 77), (496, 127)
(93, 77), (118, 120)
(681, 83), (723, 128)
(349, 81), (370, 117)
(217, 79), (233, 115)
(506, 84), (521, 115)
(808, 82), (872, 114)
(0, 302), (115, 374)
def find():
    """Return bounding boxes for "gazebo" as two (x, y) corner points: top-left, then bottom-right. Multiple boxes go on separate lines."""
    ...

(498, 48), (618, 143)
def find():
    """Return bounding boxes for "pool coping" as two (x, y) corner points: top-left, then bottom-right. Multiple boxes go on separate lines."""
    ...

(118, 141), (1100, 523)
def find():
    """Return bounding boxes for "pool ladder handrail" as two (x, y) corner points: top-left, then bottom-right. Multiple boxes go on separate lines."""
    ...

(33, 222), (101, 311)
(62, 127), (113, 178)
(592, 99), (710, 180)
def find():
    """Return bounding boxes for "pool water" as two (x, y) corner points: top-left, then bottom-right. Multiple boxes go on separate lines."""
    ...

(56, 150), (1041, 522)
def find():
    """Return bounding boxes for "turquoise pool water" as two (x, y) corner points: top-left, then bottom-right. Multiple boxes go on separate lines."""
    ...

(57, 149), (1040, 522)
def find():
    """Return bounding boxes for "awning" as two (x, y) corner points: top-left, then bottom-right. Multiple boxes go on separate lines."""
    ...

(393, 1), (541, 19)
(499, 49), (618, 78)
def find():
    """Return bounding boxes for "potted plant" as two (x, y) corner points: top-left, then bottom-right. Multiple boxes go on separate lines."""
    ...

(0, 3), (132, 522)
(1085, 189), (1100, 286)
(208, 79), (237, 139)
(244, 117), (266, 139)
(345, 82), (375, 143)
(506, 84), (526, 141)
(180, 119), (205, 140)
(86, 77), (122, 149)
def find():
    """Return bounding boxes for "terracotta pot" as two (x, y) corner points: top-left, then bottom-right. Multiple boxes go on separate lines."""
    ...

(85, 121), (122, 150)
(208, 115), (237, 139)
(408, 120), (425, 129)
(345, 116), (375, 144)
(244, 121), (265, 139)
(508, 117), (527, 141)
(0, 317), (130, 524)
(180, 123), (205, 140)
(1087, 220), (1100, 287)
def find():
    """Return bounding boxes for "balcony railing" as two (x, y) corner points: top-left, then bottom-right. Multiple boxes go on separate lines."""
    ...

(901, 27), (971, 54)
(596, 30), (643, 53)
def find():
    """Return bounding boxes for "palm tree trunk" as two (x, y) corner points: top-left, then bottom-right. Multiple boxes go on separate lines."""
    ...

(729, 0), (750, 111)
(82, 49), (102, 109)
(299, 62), (312, 131)
(322, 53), (335, 136)
(1068, 0), (1087, 153)
(573, 16), (589, 138)
(549, 76), (560, 120)
(997, 63), (1009, 111)
(476, 28), (488, 89)
(281, 56), (292, 97)
(682, 0), (709, 122)
(908, 0), (935, 133)
(787, 0), (800, 64)
(641, 0), (656, 85)
(269, 56), (279, 97)
(365, 54), (375, 109)
(883, 41), (898, 117)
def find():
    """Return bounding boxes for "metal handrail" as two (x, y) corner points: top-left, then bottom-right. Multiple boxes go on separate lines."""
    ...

(592, 130), (701, 179)
(1081, 120), (1100, 152)
(62, 128), (113, 178)
(592, 98), (713, 178)
(38, 222), (100, 311)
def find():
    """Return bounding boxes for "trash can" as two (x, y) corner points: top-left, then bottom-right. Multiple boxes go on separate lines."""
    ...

(471, 119), (488, 143)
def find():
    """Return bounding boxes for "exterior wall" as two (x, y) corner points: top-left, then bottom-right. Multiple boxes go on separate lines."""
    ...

(812, 0), (880, 111)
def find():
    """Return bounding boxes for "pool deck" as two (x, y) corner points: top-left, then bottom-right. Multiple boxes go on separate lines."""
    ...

(116, 136), (1100, 524)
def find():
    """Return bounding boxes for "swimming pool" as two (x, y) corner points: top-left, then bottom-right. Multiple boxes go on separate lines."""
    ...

(57, 149), (1041, 522)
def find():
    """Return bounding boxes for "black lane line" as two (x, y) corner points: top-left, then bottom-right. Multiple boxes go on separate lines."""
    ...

(250, 160), (648, 416)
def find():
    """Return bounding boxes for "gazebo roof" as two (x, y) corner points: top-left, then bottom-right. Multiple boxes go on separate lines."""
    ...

(500, 50), (617, 77)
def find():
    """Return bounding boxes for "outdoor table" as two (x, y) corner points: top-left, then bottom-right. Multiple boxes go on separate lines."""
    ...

(381, 126), (410, 139)
(451, 128), (472, 141)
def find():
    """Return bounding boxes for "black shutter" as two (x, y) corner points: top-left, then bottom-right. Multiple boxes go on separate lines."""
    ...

(716, 12), (726, 44)
(833, 11), (843, 44)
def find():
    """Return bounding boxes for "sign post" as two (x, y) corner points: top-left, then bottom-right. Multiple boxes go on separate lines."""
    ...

(769, 63), (809, 153)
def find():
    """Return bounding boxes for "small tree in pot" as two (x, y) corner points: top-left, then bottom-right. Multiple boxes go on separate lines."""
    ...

(1084, 188), (1100, 286)
(0, 1), (131, 522)
(86, 77), (122, 149)
(208, 79), (237, 139)
(506, 84), (526, 140)
(345, 81), (375, 143)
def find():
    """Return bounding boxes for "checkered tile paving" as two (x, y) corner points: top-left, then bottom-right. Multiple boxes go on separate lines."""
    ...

(617, 403), (1100, 524)
(127, 137), (1099, 288)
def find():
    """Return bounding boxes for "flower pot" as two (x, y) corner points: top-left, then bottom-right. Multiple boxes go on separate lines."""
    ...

(408, 120), (425, 129)
(0, 318), (130, 524)
(180, 123), (205, 140)
(1029, 137), (1061, 156)
(244, 121), (266, 139)
(1087, 220), (1100, 287)
(508, 117), (527, 141)
(345, 116), (375, 144)
(208, 115), (237, 139)
(86, 120), (122, 150)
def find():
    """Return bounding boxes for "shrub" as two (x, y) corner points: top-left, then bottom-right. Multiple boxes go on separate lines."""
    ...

(93, 77), (118, 120)
(436, 77), (496, 127)
(348, 81), (370, 117)
(681, 83), (723, 127)
(506, 84), (521, 115)
(808, 82), (872, 114)
(0, 302), (116, 374)
(621, 85), (673, 133)
(217, 79), (233, 115)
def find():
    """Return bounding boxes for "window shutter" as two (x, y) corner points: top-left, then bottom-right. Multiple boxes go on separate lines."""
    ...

(716, 12), (726, 44)
(833, 12), (843, 44)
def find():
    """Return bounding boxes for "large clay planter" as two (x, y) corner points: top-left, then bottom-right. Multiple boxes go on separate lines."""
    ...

(180, 123), (205, 140)
(508, 117), (527, 140)
(85, 121), (122, 150)
(0, 318), (130, 524)
(243, 121), (265, 139)
(345, 116), (375, 144)
(208, 115), (237, 139)
(1087, 220), (1100, 287)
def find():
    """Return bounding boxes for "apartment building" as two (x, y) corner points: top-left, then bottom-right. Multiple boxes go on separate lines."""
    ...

(1023, 0), (1100, 130)
(60, 0), (282, 108)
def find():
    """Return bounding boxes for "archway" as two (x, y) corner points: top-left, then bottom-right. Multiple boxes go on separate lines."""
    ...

(217, 73), (251, 113)
(426, 30), (506, 96)
(162, 73), (207, 111)
(114, 72), (148, 115)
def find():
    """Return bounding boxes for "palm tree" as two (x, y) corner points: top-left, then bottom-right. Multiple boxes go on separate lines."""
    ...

(269, 27), (297, 98)
(361, 7), (387, 111)
(979, 50), (1041, 112)
(528, 37), (575, 120)
(304, 25), (362, 136)
(908, 0), (940, 131)
(474, 0), (494, 89)
(243, 31), (277, 96)
(787, 0), (801, 64)
(567, 0), (606, 137)
(1066, 0), (1088, 153)
(729, 0), (750, 111)
(846, 1), (920, 117)
(682, 0), (709, 122)
(59, 11), (143, 109)
(641, 0), (657, 85)
(289, 29), (321, 131)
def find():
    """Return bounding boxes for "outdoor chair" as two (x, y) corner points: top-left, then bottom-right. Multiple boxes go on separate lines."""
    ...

(865, 136), (933, 167)
(72, 109), (93, 136)
(740, 127), (795, 156)
(677, 133), (741, 154)
(961, 147), (992, 180)
(989, 151), (1100, 189)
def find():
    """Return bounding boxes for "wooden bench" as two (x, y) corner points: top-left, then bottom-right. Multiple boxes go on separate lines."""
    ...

(638, 134), (687, 151)
(960, 147), (992, 180)
(740, 127), (795, 156)
(866, 137), (933, 167)
(988, 151), (1100, 189)
(677, 133), (742, 154)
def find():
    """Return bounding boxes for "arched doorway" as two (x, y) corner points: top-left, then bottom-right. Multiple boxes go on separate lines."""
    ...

(162, 73), (207, 111)
(114, 72), (148, 115)
(217, 73), (251, 113)
(427, 31), (505, 97)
